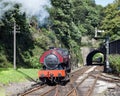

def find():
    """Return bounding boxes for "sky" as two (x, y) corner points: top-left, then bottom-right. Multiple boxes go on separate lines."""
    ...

(95, 0), (114, 7)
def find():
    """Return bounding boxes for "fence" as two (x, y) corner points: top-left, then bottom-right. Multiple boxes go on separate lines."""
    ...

(109, 39), (120, 54)
(99, 39), (120, 54)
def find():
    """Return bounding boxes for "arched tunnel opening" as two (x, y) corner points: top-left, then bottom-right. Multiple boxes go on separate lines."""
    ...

(86, 50), (105, 66)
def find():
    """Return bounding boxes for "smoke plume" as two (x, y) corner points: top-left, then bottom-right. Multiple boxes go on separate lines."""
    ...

(0, 0), (51, 24)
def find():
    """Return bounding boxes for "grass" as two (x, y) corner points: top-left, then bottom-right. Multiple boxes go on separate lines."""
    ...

(0, 68), (40, 84)
(109, 54), (120, 73)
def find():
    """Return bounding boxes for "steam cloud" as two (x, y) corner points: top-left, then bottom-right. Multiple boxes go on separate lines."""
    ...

(0, 0), (51, 24)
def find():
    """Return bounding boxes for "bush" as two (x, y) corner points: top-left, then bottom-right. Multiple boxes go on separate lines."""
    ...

(30, 56), (42, 69)
(109, 54), (120, 73)
(0, 54), (12, 68)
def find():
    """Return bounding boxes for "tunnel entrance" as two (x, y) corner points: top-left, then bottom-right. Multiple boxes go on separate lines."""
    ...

(86, 50), (105, 66)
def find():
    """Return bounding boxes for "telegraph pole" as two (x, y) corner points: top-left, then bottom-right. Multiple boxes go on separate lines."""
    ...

(13, 21), (16, 70)
(13, 21), (20, 70)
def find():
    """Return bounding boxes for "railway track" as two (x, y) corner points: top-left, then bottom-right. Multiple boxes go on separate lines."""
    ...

(65, 66), (102, 96)
(18, 84), (47, 96)
(18, 66), (120, 96)
(18, 66), (91, 96)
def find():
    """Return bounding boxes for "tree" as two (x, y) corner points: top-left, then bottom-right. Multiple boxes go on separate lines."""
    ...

(101, 1), (120, 40)
(50, 0), (72, 48)
(72, 0), (102, 38)
(0, 4), (34, 67)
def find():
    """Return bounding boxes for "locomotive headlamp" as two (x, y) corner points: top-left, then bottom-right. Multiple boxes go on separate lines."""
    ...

(44, 54), (59, 69)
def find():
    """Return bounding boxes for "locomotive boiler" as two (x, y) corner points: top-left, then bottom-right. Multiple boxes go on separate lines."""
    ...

(38, 47), (71, 84)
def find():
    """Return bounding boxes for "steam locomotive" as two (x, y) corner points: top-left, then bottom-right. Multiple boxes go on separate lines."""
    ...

(38, 47), (71, 84)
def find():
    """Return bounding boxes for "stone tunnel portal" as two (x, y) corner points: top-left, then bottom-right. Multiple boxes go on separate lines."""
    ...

(86, 50), (105, 66)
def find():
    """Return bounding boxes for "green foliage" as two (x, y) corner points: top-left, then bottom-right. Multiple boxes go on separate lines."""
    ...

(0, 43), (12, 68)
(72, 0), (102, 38)
(109, 54), (120, 73)
(30, 57), (42, 69)
(70, 22), (81, 45)
(100, 0), (120, 40)
(50, 0), (72, 48)
(92, 53), (104, 62)
(0, 4), (35, 68)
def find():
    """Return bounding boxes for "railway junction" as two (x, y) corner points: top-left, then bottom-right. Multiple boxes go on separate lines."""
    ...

(3, 66), (119, 96)
(3, 39), (120, 96)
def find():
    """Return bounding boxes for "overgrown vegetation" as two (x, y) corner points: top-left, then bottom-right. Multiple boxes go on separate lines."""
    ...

(109, 54), (120, 73)
(92, 53), (104, 63)
(100, 0), (120, 41)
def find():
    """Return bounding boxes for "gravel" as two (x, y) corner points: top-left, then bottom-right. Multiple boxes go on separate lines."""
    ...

(2, 81), (36, 96)
(104, 84), (120, 96)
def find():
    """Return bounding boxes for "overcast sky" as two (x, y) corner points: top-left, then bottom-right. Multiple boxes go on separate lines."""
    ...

(95, 0), (114, 6)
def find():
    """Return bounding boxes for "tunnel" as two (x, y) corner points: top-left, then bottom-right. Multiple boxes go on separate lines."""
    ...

(86, 50), (105, 66)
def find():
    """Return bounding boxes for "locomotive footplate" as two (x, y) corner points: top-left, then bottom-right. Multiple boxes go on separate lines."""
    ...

(38, 70), (66, 77)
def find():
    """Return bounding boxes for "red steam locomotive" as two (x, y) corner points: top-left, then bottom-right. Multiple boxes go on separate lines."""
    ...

(38, 47), (71, 84)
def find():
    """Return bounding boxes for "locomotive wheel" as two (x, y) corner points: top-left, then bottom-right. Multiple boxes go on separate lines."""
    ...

(39, 77), (46, 83)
